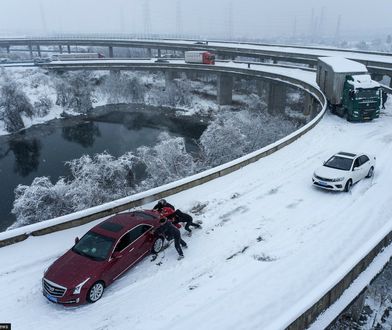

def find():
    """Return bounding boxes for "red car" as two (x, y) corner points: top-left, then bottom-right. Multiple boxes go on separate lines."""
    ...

(42, 210), (164, 306)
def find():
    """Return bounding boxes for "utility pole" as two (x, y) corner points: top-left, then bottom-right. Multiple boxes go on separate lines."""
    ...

(227, 1), (233, 40)
(39, 2), (47, 35)
(176, 0), (183, 37)
(335, 14), (341, 44)
(143, 0), (151, 36)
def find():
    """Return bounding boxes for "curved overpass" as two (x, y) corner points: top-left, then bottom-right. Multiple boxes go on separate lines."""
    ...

(1, 36), (392, 78)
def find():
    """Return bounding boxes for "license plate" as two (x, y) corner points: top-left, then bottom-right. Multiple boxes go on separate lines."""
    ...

(319, 181), (328, 186)
(46, 293), (58, 303)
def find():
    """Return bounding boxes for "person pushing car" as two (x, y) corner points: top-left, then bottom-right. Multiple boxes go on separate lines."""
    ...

(153, 217), (188, 260)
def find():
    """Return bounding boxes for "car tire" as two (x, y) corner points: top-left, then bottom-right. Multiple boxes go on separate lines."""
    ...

(366, 166), (374, 178)
(87, 281), (105, 303)
(344, 179), (352, 192)
(152, 237), (164, 254)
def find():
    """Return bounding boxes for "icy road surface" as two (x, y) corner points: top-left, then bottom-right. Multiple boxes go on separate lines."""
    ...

(1, 105), (392, 330)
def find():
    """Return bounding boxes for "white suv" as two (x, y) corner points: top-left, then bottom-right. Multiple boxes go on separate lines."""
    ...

(312, 152), (375, 192)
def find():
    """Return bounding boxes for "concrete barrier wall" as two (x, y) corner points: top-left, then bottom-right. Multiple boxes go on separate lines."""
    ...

(0, 70), (326, 248)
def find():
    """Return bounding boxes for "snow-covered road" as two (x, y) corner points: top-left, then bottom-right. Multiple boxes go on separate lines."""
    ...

(1, 104), (392, 330)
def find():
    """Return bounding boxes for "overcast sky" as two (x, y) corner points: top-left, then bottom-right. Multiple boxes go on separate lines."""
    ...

(0, 0), (391, 40)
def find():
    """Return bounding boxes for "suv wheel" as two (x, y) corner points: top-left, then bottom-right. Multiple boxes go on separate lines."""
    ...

(366, 166), (374, 178)
(87, 281), (105, 303)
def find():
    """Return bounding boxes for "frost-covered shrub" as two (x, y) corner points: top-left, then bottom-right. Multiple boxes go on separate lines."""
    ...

(137, 132), (195, 187)
(33, 95), (53, 117)
(199, 114), (247, 168)
(66, 152), (137, 211)
(0, 77), (33, 132)
(10, 177), (73, 229)
(54, 71), (94, 113)
(101, 72), (146, 104)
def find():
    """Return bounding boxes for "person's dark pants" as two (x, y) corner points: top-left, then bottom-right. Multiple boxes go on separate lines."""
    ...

(184, 221), (201, 233)
(174, 236), (187, 256)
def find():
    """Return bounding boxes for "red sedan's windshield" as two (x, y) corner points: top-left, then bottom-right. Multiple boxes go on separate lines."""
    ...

(72, 232), (115, 261)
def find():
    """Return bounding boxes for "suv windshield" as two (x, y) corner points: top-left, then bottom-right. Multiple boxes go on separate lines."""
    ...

(72, 232), (115, 261)
(324, 156), (353, 171)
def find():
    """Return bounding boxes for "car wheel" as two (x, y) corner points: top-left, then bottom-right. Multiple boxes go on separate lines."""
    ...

(366, 166), (374, 178)
(152, 237), (164, 254)
(87, 281), (105, 303)
(344, 179), (352, 192)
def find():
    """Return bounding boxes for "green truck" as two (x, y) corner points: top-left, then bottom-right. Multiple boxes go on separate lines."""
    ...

(317, 57), (381, 121)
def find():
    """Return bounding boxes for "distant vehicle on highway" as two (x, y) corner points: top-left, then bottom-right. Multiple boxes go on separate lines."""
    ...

(312, 152), (375, 192)
(42, 210), (164, 305)
(51, 52), (105, 61)
(33, 57), (51, 64)
(154, 58), (170, 63)
(185, 51), (215, 65)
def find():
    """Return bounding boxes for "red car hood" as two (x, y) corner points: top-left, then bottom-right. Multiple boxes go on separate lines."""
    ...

(45, 249), (105, 288)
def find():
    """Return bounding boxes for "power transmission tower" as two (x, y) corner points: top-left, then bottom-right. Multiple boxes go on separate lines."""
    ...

(227, 1), (233, 40)
(39, 2), (47, 34)
(143, 0), (151, 36)
(176, 0), (183, 36)
(335, 14), (341, 44)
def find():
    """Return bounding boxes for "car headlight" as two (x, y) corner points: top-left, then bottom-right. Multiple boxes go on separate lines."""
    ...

(331, 177), (345, 182)
(73, 278), (90, 295)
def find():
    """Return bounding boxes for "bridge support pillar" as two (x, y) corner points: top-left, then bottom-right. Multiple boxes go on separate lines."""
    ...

(389, 75), (392, 88)
(147, 48), (152, 58)
(268, 81), (286, 115)
(157, 49), (161, 58)
(109, 46), (114, 58)
(67, 45), (71, 54)
(304, 93), (314, 116)
(37, 45), (41, 57)
(256, 80), (269, 98)
(217, 73), (233, 105)
(59, 45), (63, 54)
(28, 44), (33, 59)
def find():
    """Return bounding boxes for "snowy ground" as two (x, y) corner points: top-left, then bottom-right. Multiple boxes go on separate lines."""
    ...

(1, 99), (392, 329)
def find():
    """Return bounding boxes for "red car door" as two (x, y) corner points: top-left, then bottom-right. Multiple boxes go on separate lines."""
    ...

(104, 225), (153, 282)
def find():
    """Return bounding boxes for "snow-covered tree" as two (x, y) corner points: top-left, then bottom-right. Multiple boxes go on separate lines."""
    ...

(137, 132), (195, 187)
(199, 114), (247, 168)
(0, 76), (33, 132)
(11, 177), (73, 228)
(66, 152), (138, 211)
(33, 95), (53, 117)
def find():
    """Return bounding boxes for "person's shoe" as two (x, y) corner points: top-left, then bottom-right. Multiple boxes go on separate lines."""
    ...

(178, 255), (184, 260)
(182, 244), (188, 249)
(187, 231), (192, 237)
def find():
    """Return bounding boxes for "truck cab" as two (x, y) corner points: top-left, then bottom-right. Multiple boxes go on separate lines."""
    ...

(341, 74), (381, 121)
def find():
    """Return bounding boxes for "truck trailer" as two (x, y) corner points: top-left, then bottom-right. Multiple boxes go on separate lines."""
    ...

(317, 57), (381, 121)
(184, 51), (215, 65)
(51, 53), (105, 61)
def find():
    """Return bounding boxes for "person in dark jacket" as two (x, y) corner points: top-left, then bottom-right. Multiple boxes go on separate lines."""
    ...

(171, 209), (202, 236)
(153, 199), (175, 212)
(154, 217), (187, 260)
(382, 90), (388, 109)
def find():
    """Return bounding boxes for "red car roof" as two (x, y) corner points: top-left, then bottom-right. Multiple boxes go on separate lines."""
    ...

(91, 210), (160, 239)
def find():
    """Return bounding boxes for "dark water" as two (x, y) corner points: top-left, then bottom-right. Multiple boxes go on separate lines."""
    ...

(0, 104), (207, 231)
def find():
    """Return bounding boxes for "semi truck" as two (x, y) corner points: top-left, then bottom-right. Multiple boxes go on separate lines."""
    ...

(317, 57), (381, 121)
(184, 51), (215, 65)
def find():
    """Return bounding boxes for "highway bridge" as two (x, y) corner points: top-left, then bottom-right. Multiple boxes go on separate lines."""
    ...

(0, 36), (392, 329)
